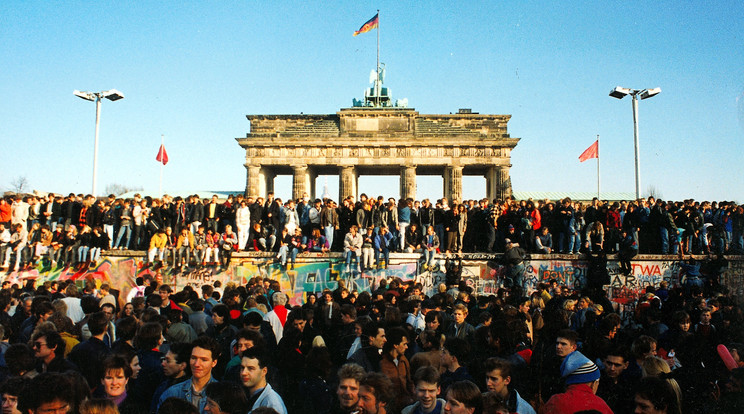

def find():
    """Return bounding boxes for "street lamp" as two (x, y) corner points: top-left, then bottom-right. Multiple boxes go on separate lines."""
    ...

(609, 86), (660, 199)
(73, 89), (124, 197)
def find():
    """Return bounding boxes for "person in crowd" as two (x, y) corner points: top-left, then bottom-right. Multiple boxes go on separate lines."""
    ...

(541, 350), (612, 414)
(356, 372), (395, 414)
(483, 358), (535, 414)
(204, 381), (247, 414)
(401, 366), (445, 414)
(344, 225), (363, 273)
(442, 380), (482, 414)
(158, 336), (220, 414)
(240, 346), (287, 414)
(334, 363), (365, 414)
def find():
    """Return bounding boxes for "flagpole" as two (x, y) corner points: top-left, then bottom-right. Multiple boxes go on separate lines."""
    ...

(376, 9), (380, 107)
(597, 135), (601, 200)
(159, 134), (164, 197)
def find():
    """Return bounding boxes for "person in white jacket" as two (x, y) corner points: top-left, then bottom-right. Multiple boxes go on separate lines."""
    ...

(235, 200), (251, 251)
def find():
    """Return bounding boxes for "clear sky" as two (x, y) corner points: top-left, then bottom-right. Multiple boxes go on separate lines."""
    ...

(2, 1), (742, 203)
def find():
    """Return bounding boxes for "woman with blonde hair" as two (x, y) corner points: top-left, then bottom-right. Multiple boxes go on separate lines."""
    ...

(641, 356), (682, 409)
(80, 398), (119, 414)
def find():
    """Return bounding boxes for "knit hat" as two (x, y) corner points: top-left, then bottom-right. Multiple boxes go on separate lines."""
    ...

(560, 351), (600, 385)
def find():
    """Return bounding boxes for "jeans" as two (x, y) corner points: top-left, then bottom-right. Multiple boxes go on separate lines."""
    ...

(345, 250), (360, 271)
(114, 225), (132, 249)
(133, 225), (144, 250)
(423, 248), (436, 267)
(568, 233), (580, 254)
(660, 227), (669, 254)
(324, 225), (335, 250)
(176, 247), (191, 266)
(399, 222), (409, 250)
(103, 224), (115, 247)
(376, 248), (390, 268)
(77, 246), (90, 263)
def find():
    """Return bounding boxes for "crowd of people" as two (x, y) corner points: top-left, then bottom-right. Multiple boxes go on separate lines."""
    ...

(2, 191), (743, 273)
(0, 249), (742, 414)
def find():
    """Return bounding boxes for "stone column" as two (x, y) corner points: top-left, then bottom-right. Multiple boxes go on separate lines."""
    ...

(292, 165), (310, 201)
(261, 168), (275, 196)
(444, 166), (463, 203)
(400, 165), (417, 200)
(308, 167), (318, 200)
(497, 165), (512, 200)
(244, 164), (261, 198)
(339, 166), (358, 202)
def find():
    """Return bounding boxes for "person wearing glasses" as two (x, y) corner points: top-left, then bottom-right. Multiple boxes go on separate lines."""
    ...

(30, 330), (77, 374)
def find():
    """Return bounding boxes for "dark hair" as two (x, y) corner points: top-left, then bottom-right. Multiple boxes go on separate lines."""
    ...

(383, 327), (409, 354)
(80, 295), (100, 314)
(192, 336), (221, 361)
(305, 346), (333, 378)
(484, 357), (512, 379)
(115, 316), (138, 342)
(362, 321), (382, 343)
(635, 376), (681, 414)
(556, 329), (579, 345)
(33, 300), (54, 318)
(212, 304), (229, 319)
(134, 322), (163, 351)
(235, 328), (265, 349)
(158, 397), (200, 414)
(241, 345), (269, 369)
(340, 304), (357, 319)
(424, 311), (443, 325)
(359, 372), (395, 408)
(445, 380), (482, 412)
(168, 342), (195, 367)
(102, 355), (133, 380)
(243, 311), (263, 327)
(604, 345), (629, 362)
(631, 335), (657, 359)
(443, 337), (471, 364)
(204, 381), (247, 414)
(0, 376), (31, 398)
(87, 312), (109, 336)
(5, 344), (35, 376)
(413, 365), (440, 386)
(18, 372), (73, 414)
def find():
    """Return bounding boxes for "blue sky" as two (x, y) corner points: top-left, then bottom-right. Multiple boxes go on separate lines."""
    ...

(1, 1), (742, 202)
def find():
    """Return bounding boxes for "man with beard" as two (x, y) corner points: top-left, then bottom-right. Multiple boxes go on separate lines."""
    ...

(356, 372), (394, 414)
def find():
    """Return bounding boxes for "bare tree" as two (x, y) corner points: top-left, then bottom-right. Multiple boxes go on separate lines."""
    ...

(104, 183), (143, 196)
(8, 176), (28, 194)
(646, 185), (663, 200)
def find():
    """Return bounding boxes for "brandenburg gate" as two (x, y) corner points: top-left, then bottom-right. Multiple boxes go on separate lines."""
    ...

(236, 107), (519, 202)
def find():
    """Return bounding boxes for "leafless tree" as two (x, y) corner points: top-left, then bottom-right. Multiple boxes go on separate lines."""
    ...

(104, 183), (143, 196)
(8, 176), (28, 194)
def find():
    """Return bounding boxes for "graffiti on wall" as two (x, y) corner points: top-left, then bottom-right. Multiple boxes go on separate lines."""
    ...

(3, 254), (741, 306)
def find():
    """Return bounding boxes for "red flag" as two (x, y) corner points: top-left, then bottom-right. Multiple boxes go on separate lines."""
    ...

(156, 144), (169, 165)
(579, 140), (598, 162)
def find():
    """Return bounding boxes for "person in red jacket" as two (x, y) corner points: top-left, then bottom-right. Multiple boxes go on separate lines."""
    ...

(541, 351), (612, 414)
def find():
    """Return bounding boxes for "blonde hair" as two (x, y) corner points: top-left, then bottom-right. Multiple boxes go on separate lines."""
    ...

(80, 399), (119, 414)
(642, 356), (682, 407)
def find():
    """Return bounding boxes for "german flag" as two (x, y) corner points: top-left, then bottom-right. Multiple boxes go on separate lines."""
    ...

(353, 13), (379, 36)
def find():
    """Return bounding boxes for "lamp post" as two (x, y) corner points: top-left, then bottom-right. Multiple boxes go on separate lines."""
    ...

(73, 89), (124, 197)
(609, 86), (660, 199)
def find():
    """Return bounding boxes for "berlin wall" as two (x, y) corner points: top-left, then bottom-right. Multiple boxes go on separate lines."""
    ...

(5, 252), (742, 309)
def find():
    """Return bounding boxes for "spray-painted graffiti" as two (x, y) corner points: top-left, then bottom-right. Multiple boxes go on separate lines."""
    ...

(3, 254), (743, 306)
